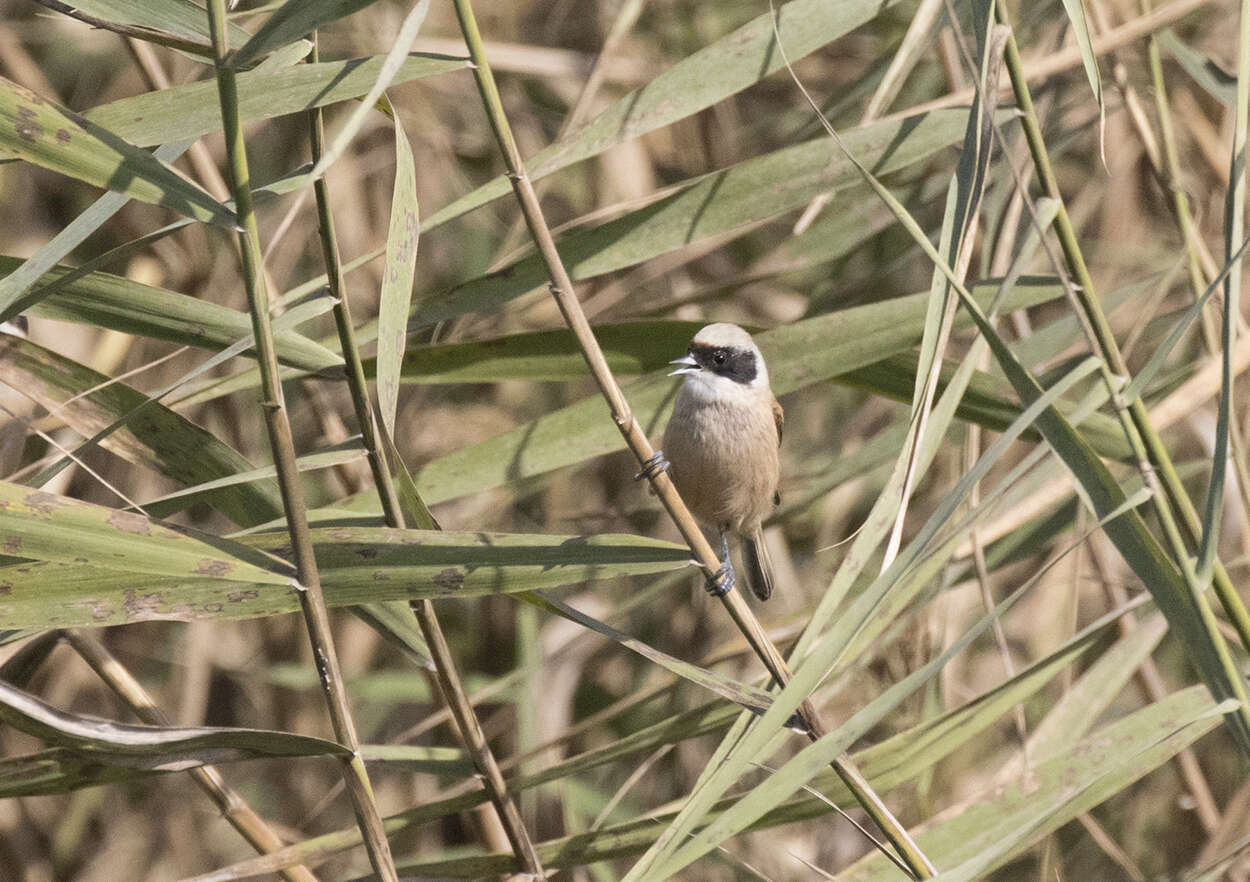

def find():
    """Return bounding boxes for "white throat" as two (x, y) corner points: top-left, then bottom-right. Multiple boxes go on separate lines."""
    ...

(680, 370), (760, 404)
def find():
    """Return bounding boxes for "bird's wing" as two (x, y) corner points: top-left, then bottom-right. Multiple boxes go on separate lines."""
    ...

(771, 396), (785, 506)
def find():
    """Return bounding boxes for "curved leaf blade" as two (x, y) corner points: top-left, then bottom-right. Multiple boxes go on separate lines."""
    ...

(0, 77), (236, 228)
(305, 0), (432, 183)
(385, 321), (704, 383)
(0, 680), (346, 765)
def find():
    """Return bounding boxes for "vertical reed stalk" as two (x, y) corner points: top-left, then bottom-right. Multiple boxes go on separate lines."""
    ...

(449, 0), (935, 876)
(305, 35), (543, 878)
(204, 5), (396, 880)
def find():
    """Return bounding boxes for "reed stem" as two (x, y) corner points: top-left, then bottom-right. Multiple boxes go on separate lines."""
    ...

(449, 0), (935, 876)
(204, 5), (397, 879)
(305, 34), (543, 878)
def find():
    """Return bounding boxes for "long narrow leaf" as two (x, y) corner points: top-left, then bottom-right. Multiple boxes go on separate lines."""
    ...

(413, 110), (1008, 335)
(0, 77), (236, 228)
(138, 440), (366, 513)
(0, 480), (292, 584)
(421, 0), (907, 230)
(1059, 0), (1106, 151)
(1198, 0), (1250, 582)
(376, 95), (419, 437)
(0, 528), (691, 629)
(1, 260), (341, 372)
(520, 592), (791, 722)
(305, 0), (431, 182)
(0, 680), (346, 762)
(231, 0), (383, 69)
(0, 335), (285, 526)
(85, 52), (468, 148)
(0, 141), (191, 318)
(34, 0), (253, 58)
(0, 741), (469, 797)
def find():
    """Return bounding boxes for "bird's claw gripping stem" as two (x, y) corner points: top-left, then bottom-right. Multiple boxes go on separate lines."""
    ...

(706, 561), (735, 597)
(634, 449), (671, 481)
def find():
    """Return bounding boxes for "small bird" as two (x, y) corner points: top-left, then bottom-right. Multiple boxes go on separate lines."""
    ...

(651, 323), (783, 601)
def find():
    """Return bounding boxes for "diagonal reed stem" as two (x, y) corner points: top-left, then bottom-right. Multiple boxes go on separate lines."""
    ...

(203, 5), (397, 881)
(993, 0), (1250, 658)
(450, 0), (935, 877)
(62, 631), (322, 882)
(304, 34), (543, 878)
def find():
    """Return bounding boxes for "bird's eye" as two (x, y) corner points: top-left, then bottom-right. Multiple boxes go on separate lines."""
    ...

(713, 350), (726, 365)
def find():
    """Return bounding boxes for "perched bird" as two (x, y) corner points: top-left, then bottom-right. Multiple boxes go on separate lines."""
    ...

(649, 323), (783, 600)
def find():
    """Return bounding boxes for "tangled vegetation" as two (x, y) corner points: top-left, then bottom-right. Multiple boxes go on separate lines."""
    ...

(1, 0), (1249, 879)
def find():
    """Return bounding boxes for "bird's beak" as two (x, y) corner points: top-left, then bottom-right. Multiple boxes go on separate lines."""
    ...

(668, 354), (700, 376)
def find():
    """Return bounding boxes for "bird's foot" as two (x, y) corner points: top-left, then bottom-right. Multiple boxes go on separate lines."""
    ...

(705, 559), (735, 597)
(634, 449), (670, 481)
(705, 532), (735, 597)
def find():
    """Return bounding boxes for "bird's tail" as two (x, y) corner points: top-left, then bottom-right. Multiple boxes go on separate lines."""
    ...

(742, 528), (774, 602)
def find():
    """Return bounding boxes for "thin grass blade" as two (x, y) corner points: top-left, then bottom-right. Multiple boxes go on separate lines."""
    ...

(1, 260), (340, 371)
(1058, 0), (1106, 154)
(138, 439), (366, 514)
(422, 0), (908, 230)
(415, 110), (1005, 334)
(520, 592), (790, 721)
(0, 335), (285, 526)
(231, 0), (384, 69)
(1197, 0), (1250, 583)
(0, 141), (192, 318)
(305, 0), (431, 182)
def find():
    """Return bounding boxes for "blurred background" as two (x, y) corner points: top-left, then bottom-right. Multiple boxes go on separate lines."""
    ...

(2, 0), (1250, 879)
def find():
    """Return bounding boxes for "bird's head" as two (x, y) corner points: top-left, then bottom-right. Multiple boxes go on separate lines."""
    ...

(669, 323), (770, 394)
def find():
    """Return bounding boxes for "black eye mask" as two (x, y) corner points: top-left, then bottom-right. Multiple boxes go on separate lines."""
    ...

(690, 344), (757, 385)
